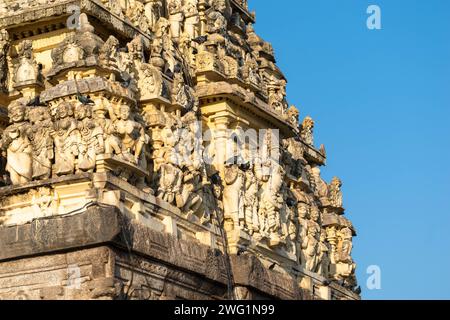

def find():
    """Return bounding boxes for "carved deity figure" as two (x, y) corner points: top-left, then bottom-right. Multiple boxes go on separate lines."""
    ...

(109, 104), (147, 165)
(311, 166), (329, 199)
(258, 160), (285, 246)
(52, 102), (79, 176)
(301, 222), (319, 272)
(126, 0), (149, 33)
(156, 132), (182, 203)
(243, 165), (259, 235)
(0, 29), (9, 91)
(286, 105), (300, 128)
(242, 52), (261, 87)
(144, 0), (163, 32)
(0, 99), (32, 185)
(297, 199), (310, 249)
(268, 79), (287, 113)
(206, 0), (229, 35)
(93, 104), (122, 156)
(301, 116), (314, 146)
(329, 176), (343, 208)
(172, 112), (205, 218)
(75, 104), (104, 172)
(183, 0), (199, 39)
(223, 162), (245, 230)
(337, 227), (353, 263)
(28, 107), (53, 180)
(168, 0), (184, 40)
(99, 36), (120, 69)
(317, 230), (331, 278)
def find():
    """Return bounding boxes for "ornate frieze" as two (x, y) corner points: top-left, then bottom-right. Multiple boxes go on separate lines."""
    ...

(0, 0), (360, 299)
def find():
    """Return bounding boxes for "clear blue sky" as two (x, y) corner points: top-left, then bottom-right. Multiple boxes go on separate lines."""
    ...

(250, 0), (450, 299)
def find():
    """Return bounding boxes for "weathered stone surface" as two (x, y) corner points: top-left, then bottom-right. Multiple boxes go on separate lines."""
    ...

(0, 0), (360, 300)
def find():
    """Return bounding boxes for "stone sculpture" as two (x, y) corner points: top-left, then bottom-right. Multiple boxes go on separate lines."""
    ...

(28, 107), (53, 180)
(0, 0), (359, 299)
(0, 99), (32, 185)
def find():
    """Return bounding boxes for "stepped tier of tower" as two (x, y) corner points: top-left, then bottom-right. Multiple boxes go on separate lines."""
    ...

(0, 0), (359, 300)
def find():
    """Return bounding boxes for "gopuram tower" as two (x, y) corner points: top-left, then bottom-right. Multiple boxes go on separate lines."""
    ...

(0, 0), (359, 300)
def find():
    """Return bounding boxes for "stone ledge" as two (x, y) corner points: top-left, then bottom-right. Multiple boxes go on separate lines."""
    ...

(0, 205), (306, 299)
(0, 205), (120, 261)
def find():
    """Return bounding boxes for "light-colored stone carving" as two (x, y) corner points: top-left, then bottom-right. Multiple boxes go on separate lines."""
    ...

(52, 102), (79, 176)
(183, 0), (199, 39)
(144, 0), (163, 32)
(223, 161), (245, 230)
(301, 116), (315, 146)
(28, 107), (53, 180)
(126, 0), (149, 33)
(0, 0), (360, 299)
(92, 103), (122, 156)
(14, 40), (42, 87)
(0, 99), (32, 184)
(329, 176), (343, 208)
(168, 0), (184, 40)
(258, 160), (285, 247)
(301, 220), (319, 272)
(75, 104), (104, 172)
(317, 229), (331, 278)
(109, 104), (147, 166)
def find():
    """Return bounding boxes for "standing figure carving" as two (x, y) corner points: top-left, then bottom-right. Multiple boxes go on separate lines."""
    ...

(243, 164), (259, 235)
(93, 103), (122, 156)
(75, 104), (104, 172)
(156, 122), (183, 204)
(183, 0), (199, 39)
(0, 99), (32, 185)
(109, 104), (147, 166)
(29, 107), (53, 180)
(301, 116), (314, 146)
(144, 0), (163, 32)
(317, 230), (331, 278)
(329, 177), (343, 208)
(52, 102), (79, 176)
(258, 160), (284, 246)
(206, 0), (229, 36)
(301, 221), (319, 272)
(168, 0), (184, 40)
(223, 161), (245, 230)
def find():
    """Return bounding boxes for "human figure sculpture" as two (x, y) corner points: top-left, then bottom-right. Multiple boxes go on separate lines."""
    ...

(243, 165), (259, 235)
(338, 227), (353, 263)
(92, 103), (122, 156)
(168, 0), (184, 40)
(0, 99), (32, 185)
(317, 230), (331, 278)
(301, 222), (319, 272)
(206, 0), (228, 36)
(311, 166), (329, 199)
(329, 176), (343, 208)
(28, 107), (53, 180)
(144, 0), (163, 32)
(223, 161), (245, 230)
(52, 102), (79, 176)
(109, 104), (146, 166)
(301, 116), (315, 146)
(74, 104), (104, 172)
(156, 123), (183, 204)
(183, 0), (199, 39)
(258, 160), (284, 246)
